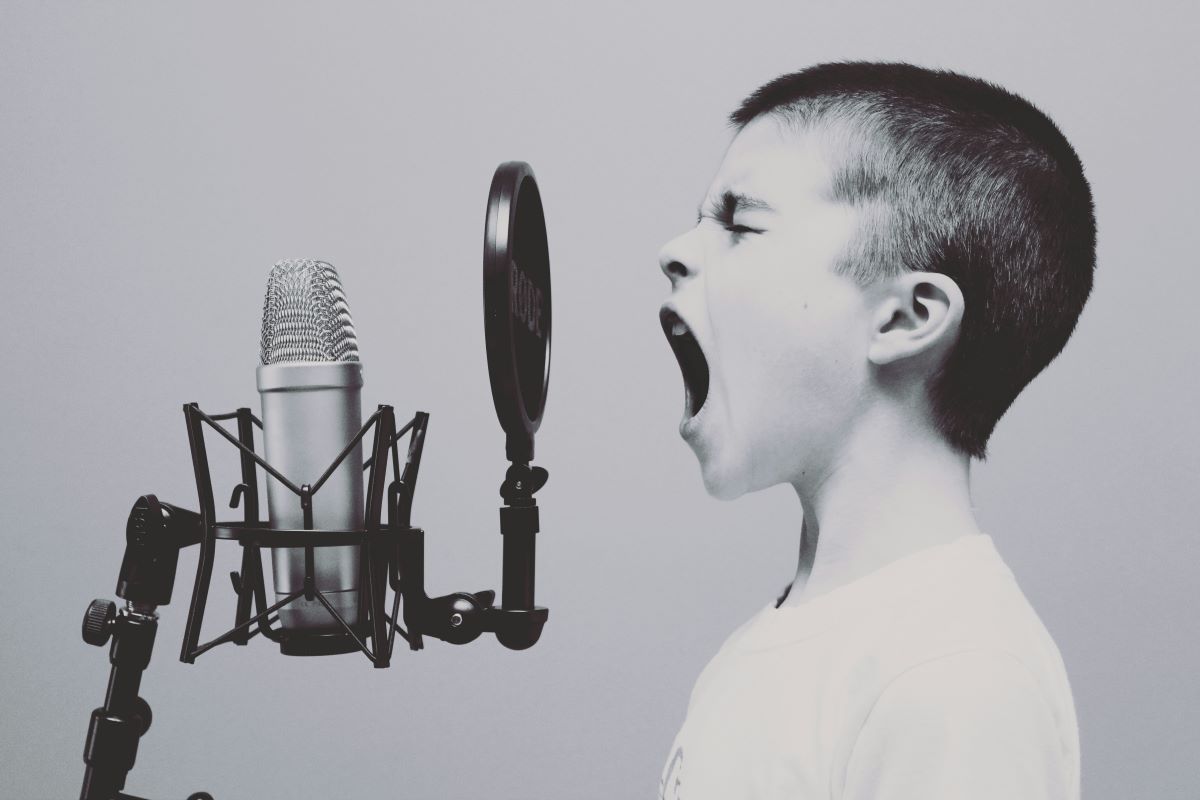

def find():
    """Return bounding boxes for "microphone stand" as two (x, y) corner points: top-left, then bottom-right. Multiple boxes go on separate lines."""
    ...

(79, 496), (208, 800)
(78, 404), (549, 800)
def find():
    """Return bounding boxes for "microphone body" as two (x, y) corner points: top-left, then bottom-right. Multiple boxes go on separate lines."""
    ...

(258, 362), (364, 631)
(256, 259), (365, 633)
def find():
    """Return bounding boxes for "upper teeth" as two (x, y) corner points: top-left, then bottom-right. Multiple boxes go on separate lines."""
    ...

(672, 321), (687, 336)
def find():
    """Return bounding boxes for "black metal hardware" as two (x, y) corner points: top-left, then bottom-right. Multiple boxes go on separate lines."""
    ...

(82, 599), (117, 648)
(81, 401), (550, 798)
(80, 604), (159, 800)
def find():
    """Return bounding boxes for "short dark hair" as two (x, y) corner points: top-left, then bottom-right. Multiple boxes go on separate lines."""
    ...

(732, 62), (1096, 459)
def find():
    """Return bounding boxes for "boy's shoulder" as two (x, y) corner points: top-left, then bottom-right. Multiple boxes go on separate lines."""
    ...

(835, 535), (1071, 703)
(871, 534), (1065, 672)
(830, 534), (1081, 798)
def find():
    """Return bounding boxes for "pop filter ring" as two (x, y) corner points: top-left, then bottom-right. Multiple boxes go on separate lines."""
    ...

(484, 161), (551, 464)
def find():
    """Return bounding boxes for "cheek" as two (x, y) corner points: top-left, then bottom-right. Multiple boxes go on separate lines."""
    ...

(712, 263), (860, 369)
(705, 273), (782, 400)
(710, 267), (868, 431)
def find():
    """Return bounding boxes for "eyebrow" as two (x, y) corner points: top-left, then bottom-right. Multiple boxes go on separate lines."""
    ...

(697, 190), (775, 224)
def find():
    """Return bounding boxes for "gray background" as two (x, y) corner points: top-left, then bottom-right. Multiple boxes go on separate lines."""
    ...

(1, 2), (1196, 798)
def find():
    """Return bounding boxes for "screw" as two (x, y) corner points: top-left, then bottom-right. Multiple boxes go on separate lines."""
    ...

(450, 612), (464, 628)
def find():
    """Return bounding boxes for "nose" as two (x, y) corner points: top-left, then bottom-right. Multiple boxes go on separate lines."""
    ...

(659, 228), (700, 286)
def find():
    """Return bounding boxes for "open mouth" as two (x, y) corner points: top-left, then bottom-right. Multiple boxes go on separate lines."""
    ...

(660, 307), (710, 418)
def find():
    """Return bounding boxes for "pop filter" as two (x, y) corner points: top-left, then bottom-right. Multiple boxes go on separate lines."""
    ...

(483, 161), (551, 464)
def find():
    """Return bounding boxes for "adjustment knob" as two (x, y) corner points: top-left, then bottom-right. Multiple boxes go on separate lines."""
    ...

(131, 695), (153, 735)
(82, 599), (116, 647)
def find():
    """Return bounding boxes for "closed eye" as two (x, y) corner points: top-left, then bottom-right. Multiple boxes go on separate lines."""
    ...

(694, 214), (761, 237)
(723, 223), (764, 244)
(697, 192), (770, 239)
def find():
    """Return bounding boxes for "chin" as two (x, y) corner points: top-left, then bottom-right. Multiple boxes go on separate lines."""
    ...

(697, 455), (753, 501)
(697, 442), (796, 500)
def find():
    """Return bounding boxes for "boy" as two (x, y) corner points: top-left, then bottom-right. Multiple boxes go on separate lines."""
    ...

(658, 62), (1093, 799)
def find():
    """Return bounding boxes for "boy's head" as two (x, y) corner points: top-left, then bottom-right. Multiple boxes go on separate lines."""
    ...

(659, 62), (1095, 499)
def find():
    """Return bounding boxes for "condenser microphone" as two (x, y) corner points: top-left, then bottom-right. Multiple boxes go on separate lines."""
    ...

(257, 259), (364, 633)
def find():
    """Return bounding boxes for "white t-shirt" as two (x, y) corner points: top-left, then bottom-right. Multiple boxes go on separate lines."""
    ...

(659, 534), (1079, 800)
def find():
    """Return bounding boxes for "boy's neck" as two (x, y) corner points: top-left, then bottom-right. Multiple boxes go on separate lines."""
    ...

(780, 410), (979, 607)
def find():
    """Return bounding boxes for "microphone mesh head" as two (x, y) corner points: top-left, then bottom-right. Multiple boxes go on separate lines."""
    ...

(260, 259), (360, 365)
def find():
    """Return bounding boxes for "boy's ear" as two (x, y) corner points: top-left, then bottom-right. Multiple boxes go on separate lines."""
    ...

(866, 272), (964, 367)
